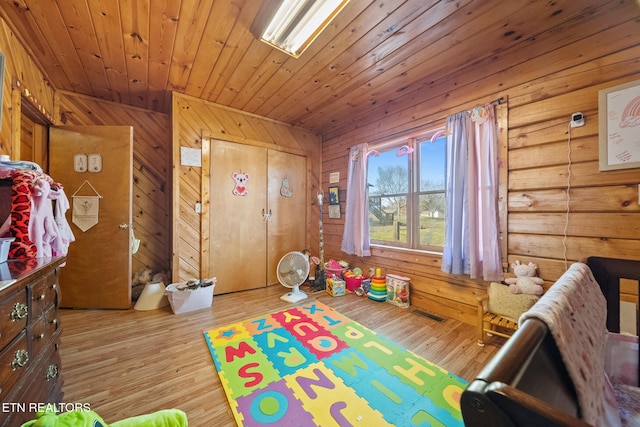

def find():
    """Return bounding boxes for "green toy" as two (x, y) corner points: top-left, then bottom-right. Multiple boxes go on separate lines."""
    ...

(21, 408), (188, 427)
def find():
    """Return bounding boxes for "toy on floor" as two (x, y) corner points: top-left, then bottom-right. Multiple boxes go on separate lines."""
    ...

(21, 408), (188, 427)
(368, 272), (386, 301)
(132, 267), (171, 301)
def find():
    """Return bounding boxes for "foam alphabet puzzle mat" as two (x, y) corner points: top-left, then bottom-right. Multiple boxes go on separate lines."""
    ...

(204, 300), (467, 426)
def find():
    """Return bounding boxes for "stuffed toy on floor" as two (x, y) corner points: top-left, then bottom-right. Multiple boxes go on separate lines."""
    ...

(20, 408), (188, 427)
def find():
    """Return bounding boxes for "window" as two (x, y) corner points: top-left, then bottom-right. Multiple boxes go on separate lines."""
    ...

(367, 129), (446, 252)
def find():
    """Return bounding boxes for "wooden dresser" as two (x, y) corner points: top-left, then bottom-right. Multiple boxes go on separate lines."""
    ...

(0, 257), (65, 426)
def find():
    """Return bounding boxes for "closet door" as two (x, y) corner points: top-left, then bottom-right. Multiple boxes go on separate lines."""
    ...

(267, 151), (307, 285)
(209, 140), (267, 294)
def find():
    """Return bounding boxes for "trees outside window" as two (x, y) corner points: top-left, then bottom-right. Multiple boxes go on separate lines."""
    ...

(367, 130), (446, 252)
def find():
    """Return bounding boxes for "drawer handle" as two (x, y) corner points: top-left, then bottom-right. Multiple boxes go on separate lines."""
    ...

(11, 349), (29, 370)
(10, 303), (28, 321)
(35, 332), (45, 340)
(34, 294), (46, 301)
(46, 364), (59, 381)
(50, 318), (58, 326)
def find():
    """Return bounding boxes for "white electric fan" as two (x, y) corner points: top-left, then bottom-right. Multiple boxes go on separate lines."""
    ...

(277, 251), (310, 303)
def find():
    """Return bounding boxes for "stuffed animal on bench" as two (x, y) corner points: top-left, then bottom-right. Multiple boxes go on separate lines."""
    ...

(504, 260), (544, 296)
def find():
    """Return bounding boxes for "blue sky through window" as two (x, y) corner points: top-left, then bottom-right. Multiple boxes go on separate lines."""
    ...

(367, 135), (446, 193)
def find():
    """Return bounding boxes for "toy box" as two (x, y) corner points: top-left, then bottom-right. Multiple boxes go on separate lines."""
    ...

(386, 274), (410, 308)
(326, 277), (346, 297)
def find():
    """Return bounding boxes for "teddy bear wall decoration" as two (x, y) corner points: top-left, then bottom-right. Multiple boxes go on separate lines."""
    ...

(232, 171), (249, 196)
(504, 260), (544, 295)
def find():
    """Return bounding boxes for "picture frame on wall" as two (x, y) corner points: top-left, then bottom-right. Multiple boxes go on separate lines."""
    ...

(328, 204), (341, 219)
(328, 186), (339, 205)
(598, 78), (640, 171)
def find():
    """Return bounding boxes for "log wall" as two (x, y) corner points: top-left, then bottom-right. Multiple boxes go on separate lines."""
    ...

(55, 91), (172, 274)
(0, 16), (172, 275)
(322, 6), (640, 325)
(0, 17), (55, 157)
(1, 6), (638, 325)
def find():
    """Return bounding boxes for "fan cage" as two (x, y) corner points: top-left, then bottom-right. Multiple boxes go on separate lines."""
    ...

(277, 251), (310, 303)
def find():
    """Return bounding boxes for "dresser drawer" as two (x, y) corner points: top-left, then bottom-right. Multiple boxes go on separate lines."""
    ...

(0, 289), (28, 350)
(27, 305), (59, 357)
(0, 331), (30, 400)
(0, 257), (65, 427)
(45, 305), (60, 340)
(27, 315), (46, 358)
(29, 270), (59, 320)
(26, 338), (62, 401)
(1, 337), (63, 427)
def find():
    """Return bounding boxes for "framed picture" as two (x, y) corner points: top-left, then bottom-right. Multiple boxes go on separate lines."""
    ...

(328, 204), (341, 219)
(328, 186), (339, 205)
(598, 78), (640, 171)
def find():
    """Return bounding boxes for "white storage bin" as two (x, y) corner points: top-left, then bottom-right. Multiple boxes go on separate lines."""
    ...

(166, 278), (215, 314)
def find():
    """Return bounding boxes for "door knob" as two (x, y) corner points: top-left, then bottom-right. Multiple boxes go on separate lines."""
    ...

(119, 223), (129, 229)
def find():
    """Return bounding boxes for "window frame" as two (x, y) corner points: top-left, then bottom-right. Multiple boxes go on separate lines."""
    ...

(367, 127), (446, 253)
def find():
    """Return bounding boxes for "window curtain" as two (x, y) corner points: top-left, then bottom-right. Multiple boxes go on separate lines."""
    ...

(442, 104), (503, 281)
(341, 143), (371, 257)
(442, 112), (470, 276)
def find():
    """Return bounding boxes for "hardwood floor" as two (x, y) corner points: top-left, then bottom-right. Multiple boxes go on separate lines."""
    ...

(59, 284), (505, 426)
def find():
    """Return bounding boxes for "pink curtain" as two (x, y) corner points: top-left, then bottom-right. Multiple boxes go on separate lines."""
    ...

(468, 104), (502, 281)
(443, 104), (502, 281)
(341, 143), (371, 257)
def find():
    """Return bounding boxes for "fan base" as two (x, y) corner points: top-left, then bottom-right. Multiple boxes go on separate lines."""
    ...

(280, 290), (308, 303)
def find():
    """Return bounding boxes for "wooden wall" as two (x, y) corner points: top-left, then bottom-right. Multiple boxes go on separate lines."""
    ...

(0, 15), (172, 275)
(0, 16), (55, 157)
(55, 91), (172, 274)
(322, 4), (640, 325)
(1, 5), (638, 323)
(171, 92), (322, 283)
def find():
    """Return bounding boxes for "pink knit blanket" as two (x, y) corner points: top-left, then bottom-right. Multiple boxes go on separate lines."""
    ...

(519, 262), (619, 426)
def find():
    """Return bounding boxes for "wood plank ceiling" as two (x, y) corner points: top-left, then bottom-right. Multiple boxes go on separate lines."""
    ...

(0, 0), (622, 139)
